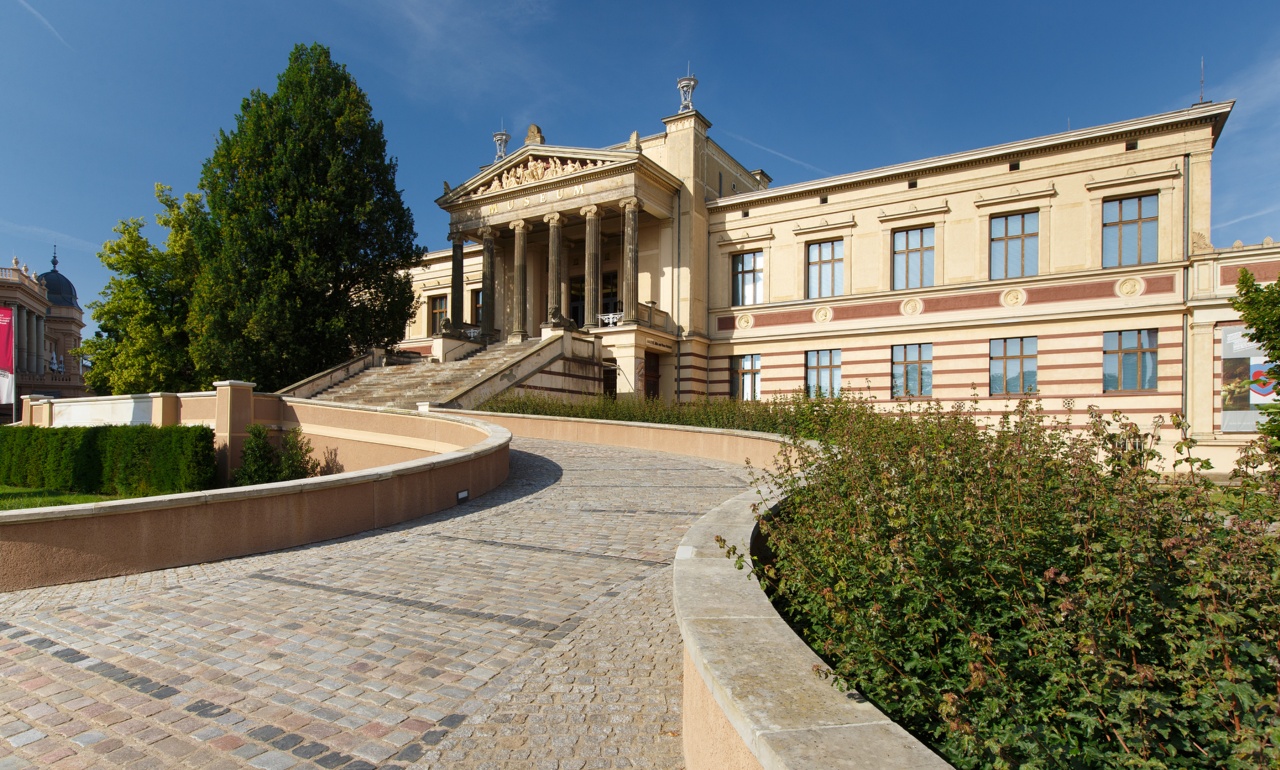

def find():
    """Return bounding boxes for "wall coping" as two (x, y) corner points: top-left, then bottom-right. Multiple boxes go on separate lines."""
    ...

(672, 462), (953, 769)
(442, 407), (787, 445)
(0, 411), (509, 527)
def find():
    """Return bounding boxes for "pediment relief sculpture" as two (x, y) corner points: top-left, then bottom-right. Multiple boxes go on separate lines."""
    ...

(471, 156), (613, 197)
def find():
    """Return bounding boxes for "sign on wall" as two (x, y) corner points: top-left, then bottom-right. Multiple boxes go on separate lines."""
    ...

(1221, 325), (1276, 432)
(0, 307), (12, 405)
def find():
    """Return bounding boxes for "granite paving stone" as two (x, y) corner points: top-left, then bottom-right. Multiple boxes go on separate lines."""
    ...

(0, 438), (752, 767)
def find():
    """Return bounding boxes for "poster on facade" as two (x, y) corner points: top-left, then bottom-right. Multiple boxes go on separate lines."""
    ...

(0, 306), (13, 405)
(1221, 326), (1277, 432)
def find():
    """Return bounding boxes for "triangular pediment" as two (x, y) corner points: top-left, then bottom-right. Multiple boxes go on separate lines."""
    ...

(441, 145), (637, 205)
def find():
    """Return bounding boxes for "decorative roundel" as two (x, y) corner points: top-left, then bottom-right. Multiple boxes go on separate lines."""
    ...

(900, 298), (923, 316)
(813, 306), (833, 323)
(1115, 277), (1144, 298)
(736, 313), (754, 330)
(1000, 288), (1026, 308)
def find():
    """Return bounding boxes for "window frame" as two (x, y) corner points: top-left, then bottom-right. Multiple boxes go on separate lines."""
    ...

(729, 353), (762, 401)
(731, 250), (764, 306)
(805, 239), (844, 299)
(989, 336), (1038, 396)
(805, 349), (841, 397)
(1103, 329), (1158, 392)
(989, 210), (1040, 280)
(1102, 194), (1159, 268)
(428, 295), (448, 336)
(891, 226), (935, 290)
(891, 343), (933, 398)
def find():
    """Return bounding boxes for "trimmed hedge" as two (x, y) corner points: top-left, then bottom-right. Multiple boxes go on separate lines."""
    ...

(0, 424), (216, 495)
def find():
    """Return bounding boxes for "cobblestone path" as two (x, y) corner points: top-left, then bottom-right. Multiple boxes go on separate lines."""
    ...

(0, 439), (753, 770)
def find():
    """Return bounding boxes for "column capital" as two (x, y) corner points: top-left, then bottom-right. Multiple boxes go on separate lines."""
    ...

(478, 225), (495, 239)
(543, 212), (562, 226)
(510, 219), (528, 232)
(449, 230), (466, 245)
(618, 197), (640, 212)
(580, 204), (599, 218)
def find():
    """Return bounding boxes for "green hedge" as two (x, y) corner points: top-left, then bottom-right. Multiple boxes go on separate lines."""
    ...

(0, 424), (216, 495)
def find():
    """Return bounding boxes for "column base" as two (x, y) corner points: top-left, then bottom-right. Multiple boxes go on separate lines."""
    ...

(507, 332), (529, 344)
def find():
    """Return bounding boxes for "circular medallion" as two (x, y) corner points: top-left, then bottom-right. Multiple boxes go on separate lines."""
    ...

(900, 298), (923, 316)
(1115, 277), (1144, 298)
(1000, 289), (1026, 308)
(813, 306), (833, 323)
(736, 314), (754, 330)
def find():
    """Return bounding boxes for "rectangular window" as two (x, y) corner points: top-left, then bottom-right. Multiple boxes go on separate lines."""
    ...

(1221, 326), (1277, 432)
(1102, 195), (1158, 267)
(990, 337), (1038, 395)
(1103, 330), (1158, 391)
(805, 349), (841, 397)
(429, 295), (447, 335)
(730, 354), (762, 401)
(806, 240), (844, 298)
(732, 251), (763, 306)
(471, 289), (483, 326)
(892, 343), (933, 397)
(892, 226), (935, 290)
(989, 211), (1039, 280)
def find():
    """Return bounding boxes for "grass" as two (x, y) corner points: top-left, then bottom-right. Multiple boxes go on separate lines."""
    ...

(0, 485), (121, 511)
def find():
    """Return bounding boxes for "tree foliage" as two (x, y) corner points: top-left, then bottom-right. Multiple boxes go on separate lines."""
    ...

(189, 43), (418, 392)
(1230, 268), (1280, 440)
(81, 43), (418, 394)
(77, 185), (205, 395)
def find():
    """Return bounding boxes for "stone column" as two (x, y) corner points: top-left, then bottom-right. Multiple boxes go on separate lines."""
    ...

(213, 380), (256, 485)
(13, 306), (25, 373)
(544, 213), (564, 324)
(480, 226), (496, 338)
(450, 232), (465, 328)
(510, 220), (529, 342)
(582, 205), (601, 329)
(620, 197), (640, 324)
(34, 315), (44, 372)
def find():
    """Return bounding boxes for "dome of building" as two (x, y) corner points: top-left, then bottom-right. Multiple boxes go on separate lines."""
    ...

(38, 252), (79, 309)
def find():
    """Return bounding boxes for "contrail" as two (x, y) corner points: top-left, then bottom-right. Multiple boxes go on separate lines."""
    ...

(1216, 202), (1280, 229)
(720, 130), (832, 177)
(15, 0), (72, 49)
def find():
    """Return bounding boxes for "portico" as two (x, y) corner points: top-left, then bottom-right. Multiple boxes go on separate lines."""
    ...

(436, 129), (684, 395)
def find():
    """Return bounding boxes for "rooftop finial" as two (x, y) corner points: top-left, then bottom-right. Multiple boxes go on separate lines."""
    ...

(677, 70), (698, 114)
(493, 121), (511, 162)
(51, 244), (58, 271)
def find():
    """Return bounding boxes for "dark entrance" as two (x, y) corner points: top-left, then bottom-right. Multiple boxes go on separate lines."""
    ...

(569, 271), (621, 329)
(644, 352), (660, 399)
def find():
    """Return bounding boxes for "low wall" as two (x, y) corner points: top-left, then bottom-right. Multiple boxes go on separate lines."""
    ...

(444, 410), (950, 769)
(0, 404), (510, 592)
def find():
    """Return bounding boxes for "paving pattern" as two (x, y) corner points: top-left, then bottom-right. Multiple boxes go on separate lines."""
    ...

(0, 439), (753, 769)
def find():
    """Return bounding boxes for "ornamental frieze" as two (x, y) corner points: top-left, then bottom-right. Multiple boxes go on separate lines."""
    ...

(471, 156), (613, 198)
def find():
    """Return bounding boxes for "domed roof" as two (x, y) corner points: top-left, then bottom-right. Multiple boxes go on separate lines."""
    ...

(38, 252), (79, 309)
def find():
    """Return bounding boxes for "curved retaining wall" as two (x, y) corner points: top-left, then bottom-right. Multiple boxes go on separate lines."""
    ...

(443, 410), (951, 770)
(0, 408), (510, 592)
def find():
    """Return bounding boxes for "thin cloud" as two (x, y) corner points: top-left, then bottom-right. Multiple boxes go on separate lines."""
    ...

(719, 130), (832, 176)
(14, 0), (71, 50)
(1216, 203), (1280, 230)
(0, 219), (100, 255)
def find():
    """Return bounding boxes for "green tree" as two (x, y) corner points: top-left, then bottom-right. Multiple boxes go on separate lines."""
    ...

(1230, 269), (1280, 441)
(75, 185), (206, 395)
(189, 42), (419, 392)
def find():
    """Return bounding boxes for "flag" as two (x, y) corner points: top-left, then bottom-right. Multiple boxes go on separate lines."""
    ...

(0, 307), (13, 405)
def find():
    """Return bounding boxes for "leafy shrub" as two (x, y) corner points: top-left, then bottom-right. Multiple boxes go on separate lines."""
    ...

(233, 425), (320, 486)
(0, 424), (215, 494)
(746, 395), (1280, 768)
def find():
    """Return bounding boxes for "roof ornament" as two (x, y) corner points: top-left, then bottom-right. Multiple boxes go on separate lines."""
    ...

(51, 244), (58, 271)
(524, 124), (545, 146)
(677, 65), (698, 114)
(493, 120), (510, 162)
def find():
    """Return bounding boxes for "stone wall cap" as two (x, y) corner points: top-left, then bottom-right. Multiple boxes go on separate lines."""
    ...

(212, 380), (257, 388)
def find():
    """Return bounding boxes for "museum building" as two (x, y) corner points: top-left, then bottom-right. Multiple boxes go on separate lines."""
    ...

(0, 251), (87, 423)
(403, 79), (1279, 465)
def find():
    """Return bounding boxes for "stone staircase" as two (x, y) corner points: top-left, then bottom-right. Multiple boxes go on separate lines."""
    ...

(312, 339), (544, 410)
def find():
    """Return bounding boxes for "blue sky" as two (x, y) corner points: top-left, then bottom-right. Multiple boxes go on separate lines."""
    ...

(2, 1), (1278, 336)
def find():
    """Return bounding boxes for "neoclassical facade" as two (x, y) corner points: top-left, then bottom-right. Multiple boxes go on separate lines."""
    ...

(405, 84), (1278, 466)
(1, 253), (87, 422)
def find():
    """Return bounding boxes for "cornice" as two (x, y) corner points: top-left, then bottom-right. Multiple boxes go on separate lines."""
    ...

(1084, 167), (1182, 191)
(709, 101), (1233, 211)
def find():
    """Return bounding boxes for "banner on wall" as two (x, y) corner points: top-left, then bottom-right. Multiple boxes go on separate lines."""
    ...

(0, 307), (13, 406)
(1222, 326), (1277, 432)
